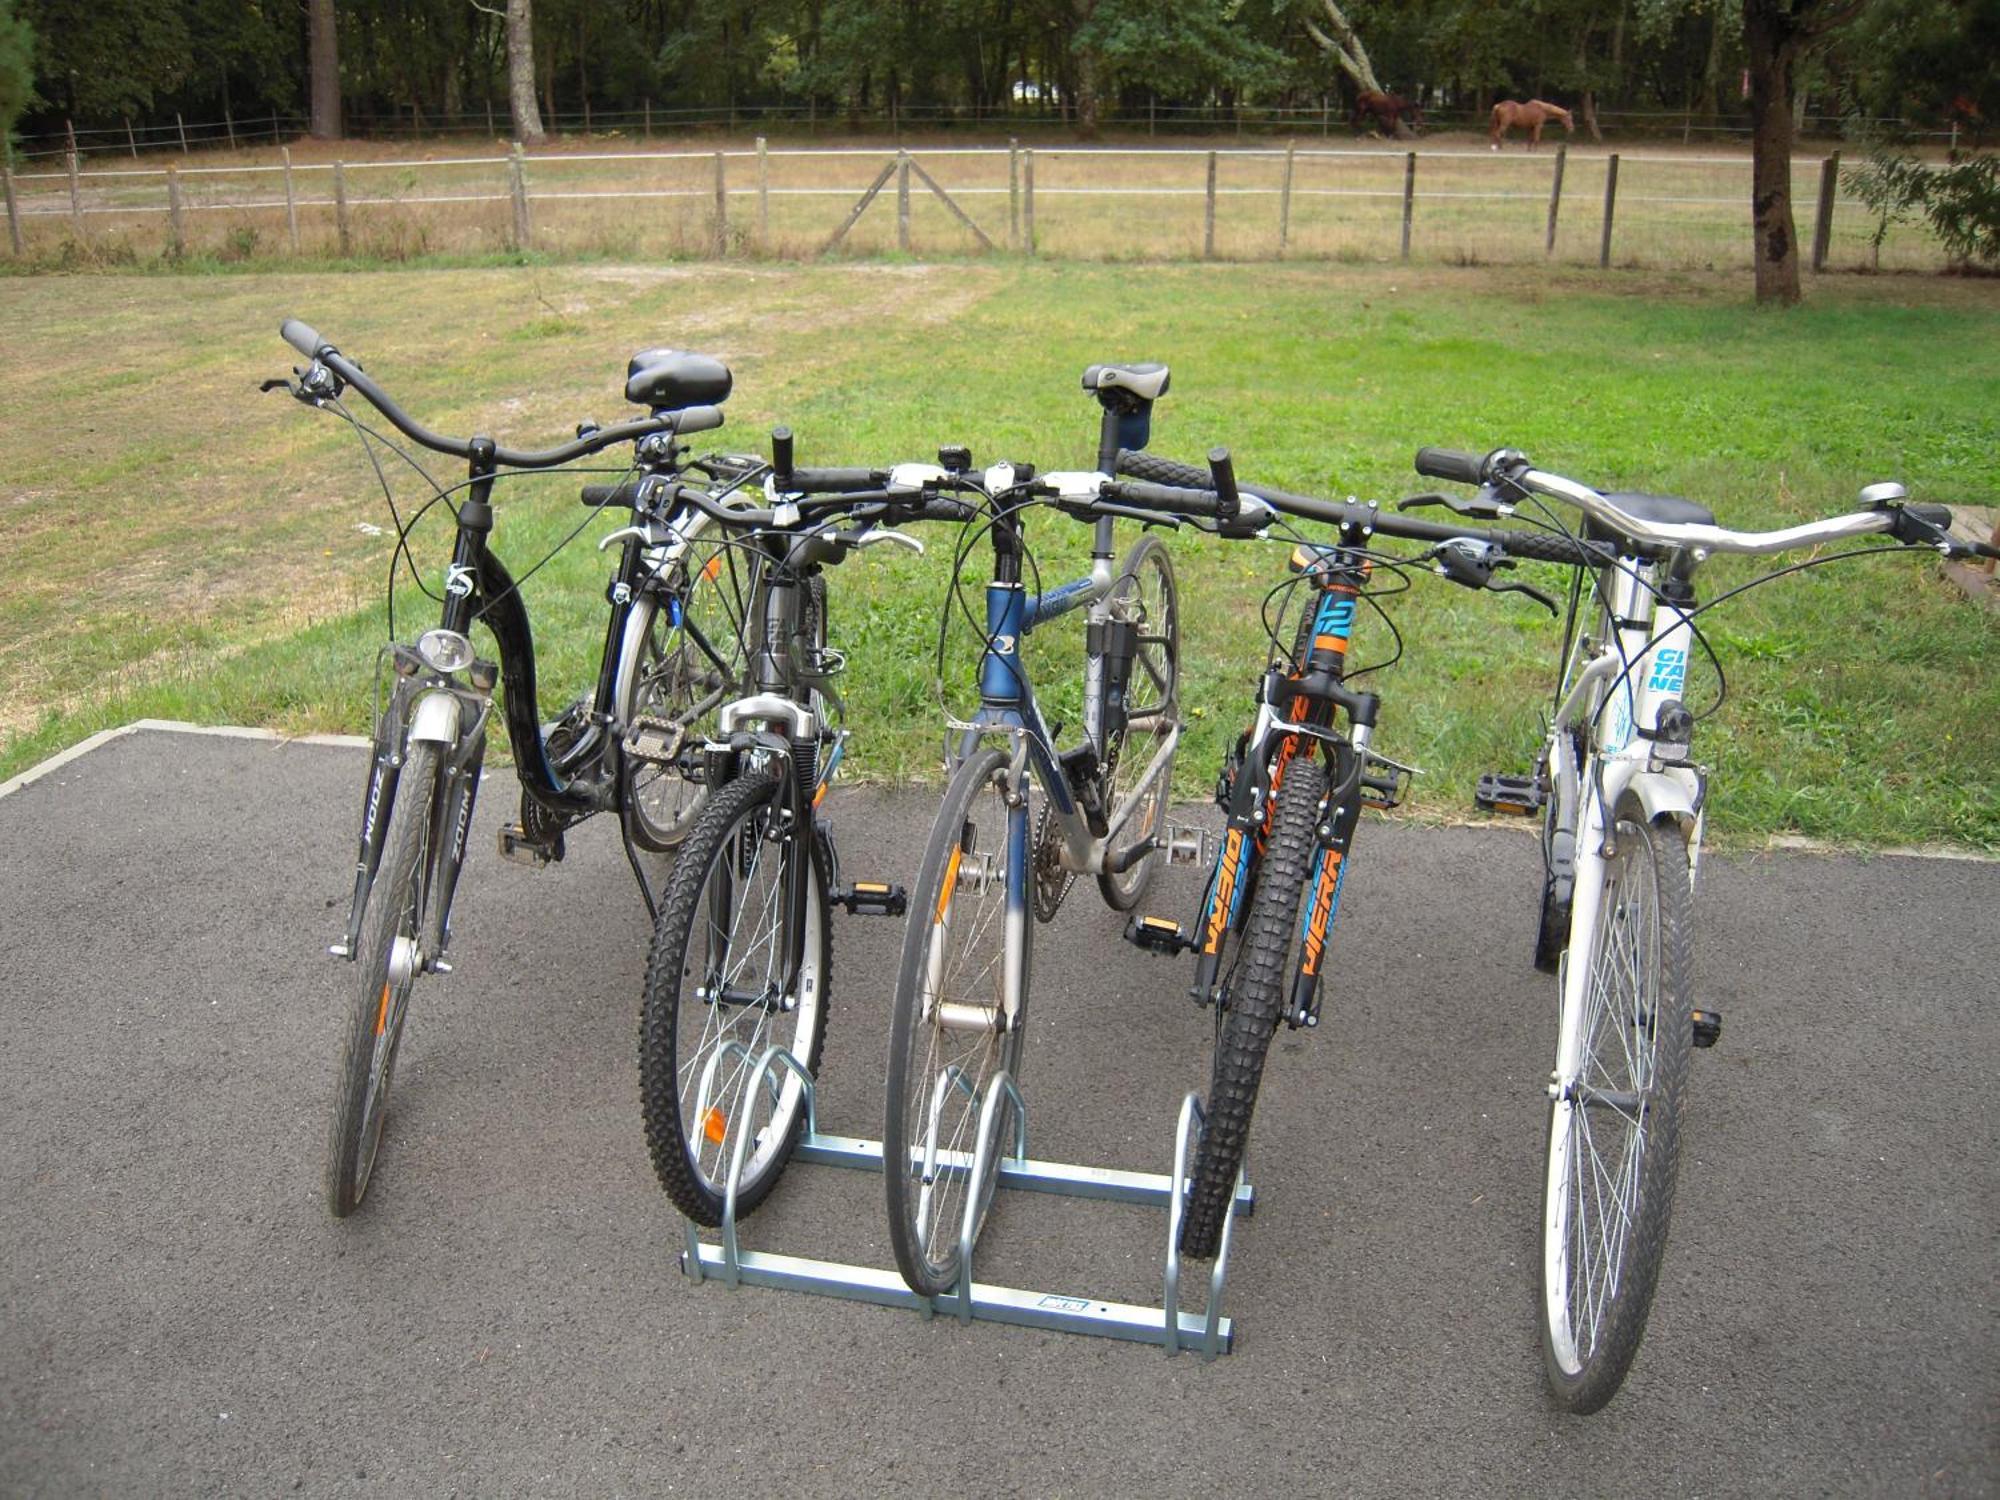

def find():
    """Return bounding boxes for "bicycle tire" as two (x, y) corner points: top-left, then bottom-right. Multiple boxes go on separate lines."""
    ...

(1180, 752), (1327, 1259)
(619, 540), (750, 852)
(325, 739), (439, 1218)
(1098, 534), (1181, 911)
(639, 771), (830, 1226)
(884, 746), (1030, 1296)
(1539, 794), (1693, 1413)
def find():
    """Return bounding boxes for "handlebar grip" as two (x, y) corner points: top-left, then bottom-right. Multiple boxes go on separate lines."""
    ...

(674, 405), (724, 437)
(771, 426), (794, 485)
(1485, 528), (1612, 567)
(1102, 479), (1222, 518)
(1208, 447), (1240, 523)
(789, 466), (888, 494)
(580, 482), (646, 509)
(1113, 448), (1209, 488)
(281, 318), (326, 359)
(921, 497), (978, 522)
(1414, 447), (1486, 486)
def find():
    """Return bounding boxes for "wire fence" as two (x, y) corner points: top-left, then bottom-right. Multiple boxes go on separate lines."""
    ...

(0, 140), (1952, 273)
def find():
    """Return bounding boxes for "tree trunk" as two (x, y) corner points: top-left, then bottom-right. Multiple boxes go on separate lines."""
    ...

(309, 0), (342, 140)
(1073, 44), (1100, 137)
(1744, 0), (1800, 304)
(506, 0), (545, 144)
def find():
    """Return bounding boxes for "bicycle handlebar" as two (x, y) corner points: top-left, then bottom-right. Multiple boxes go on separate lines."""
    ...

(280, 319), (722, 469)
(581, 475), (977, 530)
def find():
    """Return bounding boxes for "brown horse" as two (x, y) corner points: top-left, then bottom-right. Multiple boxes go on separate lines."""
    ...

(1490, 99), (1573, 150)
(1353, 90), (1423, 137)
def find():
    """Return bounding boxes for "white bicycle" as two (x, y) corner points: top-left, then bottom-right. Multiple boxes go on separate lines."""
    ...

(1413, 444), (1998, 1413)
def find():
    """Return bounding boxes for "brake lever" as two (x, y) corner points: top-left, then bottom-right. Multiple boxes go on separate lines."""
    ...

(258, 377), (294, 395)
(1399, 487), (1513, 521)
(1491, 579), (1558, 615)
(845, 527), (925, 556)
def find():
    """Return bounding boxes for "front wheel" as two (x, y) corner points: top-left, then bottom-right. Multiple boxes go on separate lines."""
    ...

(1098, 535), (1181, 911)
(884, 746), (1031, 1297)
(1540, 795), (1694, 1413)
(639, 772), (830, 1226)
(325, 739), (440, 1217)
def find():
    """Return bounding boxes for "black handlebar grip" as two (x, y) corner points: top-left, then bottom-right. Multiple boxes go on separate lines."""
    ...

(1414, 447), (1486, 486)
(771, 426), (794, 486)
(1104, 479), (1222, 518)
(580, 482), (646, 509)
(1207, 447), (1240, 523)
(1485, 528), (1611, 567)
(922, 497), (977, 522)
(280, 318), (325, 359)
(789, 467), (888, 494)
(1113, 448), (1209, 488)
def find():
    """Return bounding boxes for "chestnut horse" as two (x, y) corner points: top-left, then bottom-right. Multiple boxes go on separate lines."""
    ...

(1490, 99), (1573, 150)
(1353, 90), (1423, 137)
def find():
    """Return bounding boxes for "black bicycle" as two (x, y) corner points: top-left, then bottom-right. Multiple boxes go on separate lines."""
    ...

(271, 319), (755, 1216)
(627, 435), (982, 1226)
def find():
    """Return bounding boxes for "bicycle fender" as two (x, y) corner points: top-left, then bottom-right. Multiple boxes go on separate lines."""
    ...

(408, 690), (462, 746)
(1626, 767), (1698, 826)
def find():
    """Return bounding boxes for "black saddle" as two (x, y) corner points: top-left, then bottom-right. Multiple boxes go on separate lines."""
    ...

(625, 349), (732, 411)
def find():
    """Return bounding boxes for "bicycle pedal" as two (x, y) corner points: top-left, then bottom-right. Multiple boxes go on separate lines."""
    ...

(624, 715), (685, 767)
(1360, 769), (1407, 811)
(1124, 914), (1195, 956)
(1164, 824), (1210, 866)
(833, 880), (907, 916)
(1474, 771), (1547, 817)
(498, 823), (563, 868)
(1691, 1008), (1723, 1048)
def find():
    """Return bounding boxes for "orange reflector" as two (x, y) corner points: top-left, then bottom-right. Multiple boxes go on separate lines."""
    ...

(702, 1107), (727, 1145)
(812, 780), (828, 808)
(374, 982), (391, 1037)
(700, 554), (723, 583)
(936, 847), (964, 923)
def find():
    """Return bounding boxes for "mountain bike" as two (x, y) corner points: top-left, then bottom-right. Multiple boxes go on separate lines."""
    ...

(881, 364), (1190, 1298)
(271, 319), (753, 1216)
(626, 436), (981, 1227)
(1410, 444), (2000, 1412)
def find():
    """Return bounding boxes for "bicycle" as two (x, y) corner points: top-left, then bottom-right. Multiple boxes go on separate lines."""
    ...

(270, 319), (753, 1216)
(878, 364), (1198, 1298)
(1407, 443), (2000, 1412)
(628, 435), (982, 1227)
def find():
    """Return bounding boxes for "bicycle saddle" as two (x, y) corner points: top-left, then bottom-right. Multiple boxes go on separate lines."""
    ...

(1081, 362), (1170, 402)
(1599, 491), (1715, 527)
(625, 350), (733, 411)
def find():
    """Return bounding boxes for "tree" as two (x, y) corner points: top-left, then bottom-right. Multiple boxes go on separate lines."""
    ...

(502, 0), (543, 141)
(1742, 0), (1863, 304)
(1303, 0), (1386, 97)
(0, 0), (32, 155)
(22, 0), (189, 121)
(308, 0), (340, 137)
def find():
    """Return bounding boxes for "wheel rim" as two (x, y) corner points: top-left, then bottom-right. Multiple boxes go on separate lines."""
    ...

(897, 770), (1021, 1284)
(1102, 547), (1179, 897)
(1545, 818), (1661, 1378)
(673, 798), (823, 1197)
(354, 836), (428, 1198)
(629, 546), (746, 843)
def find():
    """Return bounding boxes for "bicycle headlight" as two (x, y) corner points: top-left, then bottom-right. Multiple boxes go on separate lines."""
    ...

(416, 629), (474, 674)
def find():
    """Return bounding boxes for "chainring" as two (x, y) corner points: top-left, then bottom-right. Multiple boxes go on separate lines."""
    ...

(1031, 797), (1074, 922)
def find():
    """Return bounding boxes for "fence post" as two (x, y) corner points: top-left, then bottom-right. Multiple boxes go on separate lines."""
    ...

(224, 103), (236, 150)
(125, 117), (138, 159)
(2, 161), (20, 256)
(335, 160), (352, 255)
(896, 151), (911, 252)
(1400, 151), (1415, 260)
(1545, 143), (1566, 257)
(508, 144), (530, 250)
(1149, 96), (1156, 137)
(1023, 148), (1036, 255)
(1599, 152), (1620, 268)
(643, 97), (651, 138)
(1008, 138), (1019, 251)
(166, 166), (185, 256)
(1279, 139), (1295, 256)
(176, 112), (189, 154)
(713, 151), (728, 255)
(1203, 150), (1217, 259)
(756, 136), (770, 246)
(1811, 151), (1839, 273)
(67, 150), (83, 234)
(282, 146), (300, 252)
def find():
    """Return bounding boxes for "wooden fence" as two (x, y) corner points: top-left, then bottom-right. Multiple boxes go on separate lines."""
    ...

(0, 141), (1949, 272)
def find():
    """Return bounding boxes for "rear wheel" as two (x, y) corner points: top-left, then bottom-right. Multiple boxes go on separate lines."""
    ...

(1540, 796), (1693, 1413)
(1098, 535), (1181, 911)
(884, 747), (1031, 1296)
(639, 772), (830, 1226)
(1180, 753), (1326, 1259)
(325, 740), (439, 1217)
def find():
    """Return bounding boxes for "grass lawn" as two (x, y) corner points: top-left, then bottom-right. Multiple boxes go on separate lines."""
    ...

(2, 260), (1995, 847)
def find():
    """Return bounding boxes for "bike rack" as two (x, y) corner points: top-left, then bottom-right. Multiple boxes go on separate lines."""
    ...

(676, 1043), (1254, 1357)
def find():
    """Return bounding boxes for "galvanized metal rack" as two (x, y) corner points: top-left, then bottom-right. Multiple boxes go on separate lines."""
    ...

(676, 1042), (1254, 1357)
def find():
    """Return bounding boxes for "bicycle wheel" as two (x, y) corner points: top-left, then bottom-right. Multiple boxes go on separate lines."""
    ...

(884, 746), (1031, 1296)
(325, 739), (439, 1217)
(1098, 534), (1181, 911)
(1180, 752), (1327, 1259)
(619, 542), (749, 852)
(639, 772), (830, 1226)
(1540, 794), (1694, 1413)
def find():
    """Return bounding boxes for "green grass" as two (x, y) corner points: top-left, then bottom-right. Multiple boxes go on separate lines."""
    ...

(2, 261), (1996, 847)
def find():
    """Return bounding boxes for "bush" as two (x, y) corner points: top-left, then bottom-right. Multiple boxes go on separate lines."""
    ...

(1846, 147), (2000, 270)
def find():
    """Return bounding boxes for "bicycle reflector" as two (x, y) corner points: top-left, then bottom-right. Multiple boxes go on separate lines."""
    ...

(417, 629), (475, 674)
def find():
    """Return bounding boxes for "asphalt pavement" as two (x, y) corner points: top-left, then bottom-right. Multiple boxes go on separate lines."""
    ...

(1, 726), (1993, 1497)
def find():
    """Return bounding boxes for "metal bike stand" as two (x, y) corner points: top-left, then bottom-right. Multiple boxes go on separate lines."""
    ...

(677, 1043), (1255, 1357)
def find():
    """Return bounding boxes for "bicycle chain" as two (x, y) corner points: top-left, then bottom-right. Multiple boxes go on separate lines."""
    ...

(1031, 797), (1074, 922)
